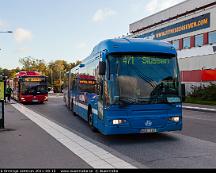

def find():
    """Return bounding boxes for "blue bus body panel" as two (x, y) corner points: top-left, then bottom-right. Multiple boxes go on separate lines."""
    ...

(95, 103), (182, 135)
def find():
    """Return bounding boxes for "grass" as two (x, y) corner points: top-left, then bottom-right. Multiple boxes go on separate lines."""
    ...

(185, 97), (216, 106)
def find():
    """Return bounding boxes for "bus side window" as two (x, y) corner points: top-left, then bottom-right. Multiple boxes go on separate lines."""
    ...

(72, 79), (76, 90)
(97, 79), (103, 101)
(106, 59), (110, 80)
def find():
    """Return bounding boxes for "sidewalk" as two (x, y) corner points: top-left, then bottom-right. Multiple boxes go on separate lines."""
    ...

(183, 103), (216, 113)
(0, 103), (90, 168)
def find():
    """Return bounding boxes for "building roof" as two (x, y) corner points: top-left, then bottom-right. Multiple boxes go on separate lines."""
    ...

(130, 0), (216, 34)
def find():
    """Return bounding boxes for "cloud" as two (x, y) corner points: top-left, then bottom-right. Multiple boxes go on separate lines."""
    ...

(92, 8), (117, 22)
(131, 0), (185, 17)
(144, 0), (185, 14)
(16, 47), (31, 53)
(0, 20), (8, 28)
(14, 28), (32, 43)
(77, 42), (88, 49)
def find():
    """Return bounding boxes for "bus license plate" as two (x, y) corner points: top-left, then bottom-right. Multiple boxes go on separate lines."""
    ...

(140, 129), (157, 133)
(32, 100), (38, 103)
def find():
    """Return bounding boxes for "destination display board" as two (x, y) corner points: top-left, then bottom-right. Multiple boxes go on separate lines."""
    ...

(79, 80), (96, 85)
(122, 56), (170, 65)
(22, 77), (46, 82)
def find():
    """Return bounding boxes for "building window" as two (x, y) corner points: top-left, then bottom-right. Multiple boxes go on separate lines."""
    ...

(173, 40), (179, 50)
(183, 37), (190, 49)
(195, 34), (204, 47)
(209, 31), (216, 44)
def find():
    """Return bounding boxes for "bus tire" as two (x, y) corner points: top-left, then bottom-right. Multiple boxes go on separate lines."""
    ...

(88, 107), (97, 132)
(71, 101), (76, 116)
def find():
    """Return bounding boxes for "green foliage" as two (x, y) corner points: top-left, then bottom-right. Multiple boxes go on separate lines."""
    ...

(2, 57), (82, 93)
(185, 97), (216, 105)
(19, 56), (47, 74)
(188, 83), (216, 101)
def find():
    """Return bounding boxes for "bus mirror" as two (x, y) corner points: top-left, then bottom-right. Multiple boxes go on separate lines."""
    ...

(79, 64), (85, 68)
(181, 83), (186, 102)
(99, 61), (106, 75)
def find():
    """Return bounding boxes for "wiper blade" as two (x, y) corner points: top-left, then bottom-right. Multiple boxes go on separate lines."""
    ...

(137, 97), (150, 103)
(119, 97), (136, 104)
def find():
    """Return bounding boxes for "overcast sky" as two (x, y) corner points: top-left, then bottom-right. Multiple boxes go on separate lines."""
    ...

(0, 0), (185, 69)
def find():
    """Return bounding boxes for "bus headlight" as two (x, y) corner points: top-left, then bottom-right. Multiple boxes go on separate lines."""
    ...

(169, 116), (180, 123)
(21, 97), (26, 102)
(113, 119), (126, 125)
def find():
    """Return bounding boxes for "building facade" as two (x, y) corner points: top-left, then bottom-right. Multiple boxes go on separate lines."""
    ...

(129, 0), (216, 94)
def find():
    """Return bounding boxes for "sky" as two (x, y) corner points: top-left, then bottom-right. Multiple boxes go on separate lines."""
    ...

(0, 0), (185, 69)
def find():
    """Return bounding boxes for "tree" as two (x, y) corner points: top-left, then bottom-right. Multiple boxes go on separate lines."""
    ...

(47, 60), (81, 92)
(19, 56), (47, 74)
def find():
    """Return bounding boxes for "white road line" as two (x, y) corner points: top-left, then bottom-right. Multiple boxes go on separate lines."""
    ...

(11, 103), (136, 169)
(48, 95), (63, 98)
(184, 116), (216, 122)
(183, 106), (216, 112)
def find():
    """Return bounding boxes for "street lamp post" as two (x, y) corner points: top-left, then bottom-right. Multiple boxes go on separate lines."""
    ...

(59, 70), (61, 93)
(0, 31), (13, 33)
(0, 30), (13, 129)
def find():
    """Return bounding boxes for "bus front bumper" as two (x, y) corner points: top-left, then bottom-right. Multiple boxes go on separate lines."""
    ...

(101, 122), (182, 135)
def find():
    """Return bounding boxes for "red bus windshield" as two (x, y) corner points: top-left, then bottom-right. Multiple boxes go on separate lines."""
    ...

(20, 77), (48, 95)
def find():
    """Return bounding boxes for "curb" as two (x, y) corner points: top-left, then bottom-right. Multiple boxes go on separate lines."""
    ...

(182, 106), (216, 113)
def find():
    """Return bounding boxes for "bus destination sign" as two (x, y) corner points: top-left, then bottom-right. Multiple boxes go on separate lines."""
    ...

(79, 80), (96, 85)
(22, 77), (45, 82)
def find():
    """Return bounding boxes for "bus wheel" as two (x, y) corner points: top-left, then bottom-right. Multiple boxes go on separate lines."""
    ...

(88, 109), (97, 132)
(71, 101), (76, 116)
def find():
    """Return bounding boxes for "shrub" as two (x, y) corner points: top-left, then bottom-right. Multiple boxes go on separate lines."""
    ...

(189, 83), (216, 101)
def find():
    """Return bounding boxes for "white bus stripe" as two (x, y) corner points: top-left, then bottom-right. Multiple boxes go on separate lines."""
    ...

(74, 101), (98, 115)
(11, 103), (136, 169)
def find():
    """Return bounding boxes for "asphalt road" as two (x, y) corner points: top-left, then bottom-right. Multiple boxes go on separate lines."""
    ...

(24, 96), (216, 168)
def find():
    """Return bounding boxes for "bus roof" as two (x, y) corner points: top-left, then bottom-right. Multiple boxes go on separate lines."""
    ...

(15, 71), (43, 78)
(91, 38), (176, 55)
(70, 38), (177, 73)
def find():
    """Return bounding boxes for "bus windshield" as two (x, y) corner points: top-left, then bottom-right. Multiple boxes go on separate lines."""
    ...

(79, 83), (96, 93)
(21, 82), (48, 95)
(108, 53), (181, 105)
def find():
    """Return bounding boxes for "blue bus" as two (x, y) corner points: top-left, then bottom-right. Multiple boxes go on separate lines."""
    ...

(64, 38), (183, 135)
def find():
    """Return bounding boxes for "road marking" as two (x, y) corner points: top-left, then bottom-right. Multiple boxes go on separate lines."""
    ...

(183, 106), (216, 112)
(12, 103), (136, 169)
(48, 95), (63, 98)
(184, 116), (216, 122)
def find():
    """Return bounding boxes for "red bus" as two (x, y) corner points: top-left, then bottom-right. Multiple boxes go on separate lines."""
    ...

(12, 71), (48, 103)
